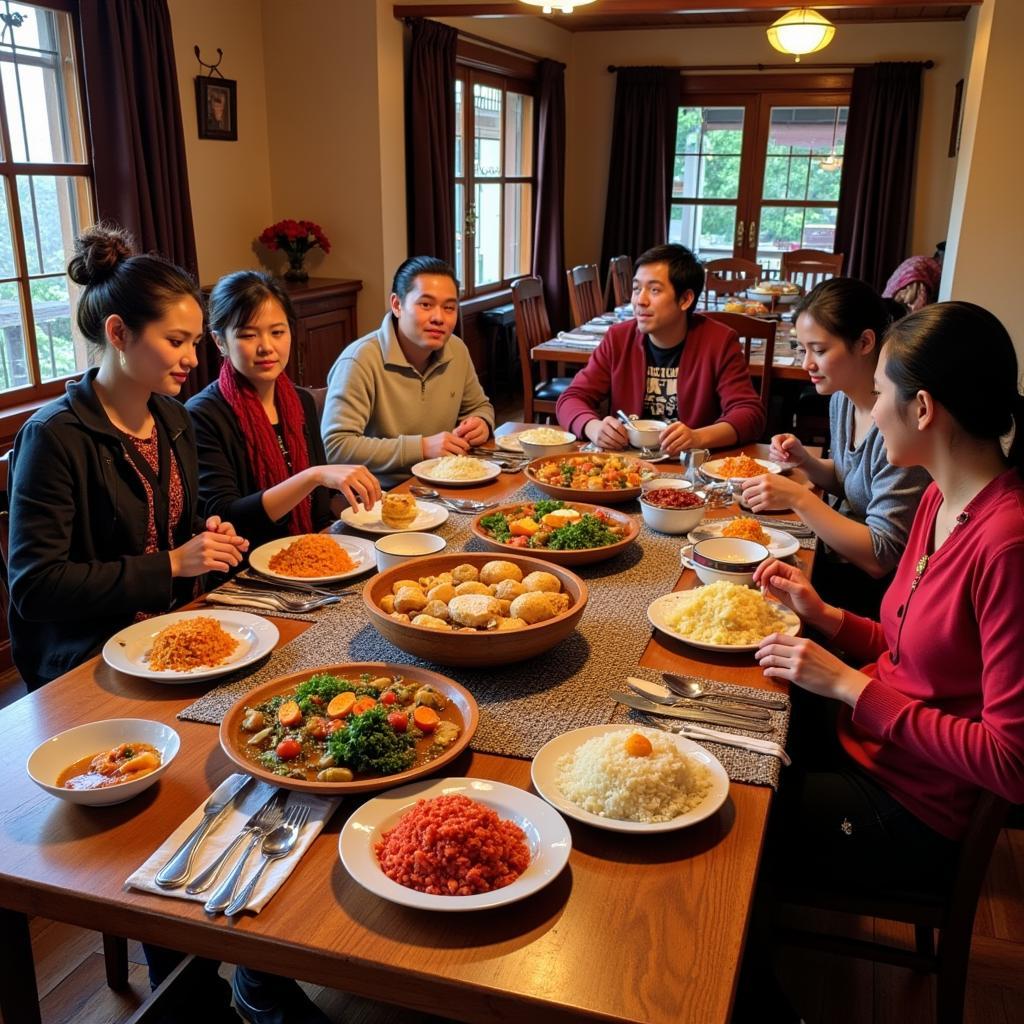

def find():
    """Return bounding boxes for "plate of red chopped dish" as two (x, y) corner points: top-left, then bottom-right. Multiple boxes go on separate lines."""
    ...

(339, 777), (571, 910)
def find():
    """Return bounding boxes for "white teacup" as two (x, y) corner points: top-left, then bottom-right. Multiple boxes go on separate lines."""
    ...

(374, 532), (447, 572)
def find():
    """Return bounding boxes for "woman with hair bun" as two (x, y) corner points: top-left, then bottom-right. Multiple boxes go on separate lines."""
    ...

(740, 277), (930, 615)
(187, 270), (380, 547)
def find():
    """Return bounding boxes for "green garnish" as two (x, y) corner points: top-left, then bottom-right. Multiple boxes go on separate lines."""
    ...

(545, 514), (620, 550)
(294, 673), (380, 713)
(531, 499), (565, 519)
(327, 705), (415, 775)
(480, 511), (512, 542)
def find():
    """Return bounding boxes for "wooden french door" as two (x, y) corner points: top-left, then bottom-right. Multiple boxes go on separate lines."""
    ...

(670, 74), (851, 274)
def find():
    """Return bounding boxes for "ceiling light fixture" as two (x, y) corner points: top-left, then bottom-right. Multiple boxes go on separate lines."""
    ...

(767, 8), (835, 63)
(818, 110), (843, 172)
(518, 0), (597, 13)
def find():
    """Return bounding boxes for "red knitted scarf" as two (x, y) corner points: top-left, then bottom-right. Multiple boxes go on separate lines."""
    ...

(217, 360), (313, 535)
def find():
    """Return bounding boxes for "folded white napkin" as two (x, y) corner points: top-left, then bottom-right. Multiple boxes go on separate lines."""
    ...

(678, 723), (791, 765)
(579, 323), (610, 334)
(557, 331), (601, 344)
(126, 775), (339, 913)
(773, 355), (797, 366)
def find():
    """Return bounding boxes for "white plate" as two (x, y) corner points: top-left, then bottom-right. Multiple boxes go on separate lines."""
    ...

(700, 457), (782, 481)
(339, 777), (571, 912)
(646, 589), (800, 653)
(248, 534), (375, 583)
(411, 458), (502, 487)
(687, 521), (800, 560)
(339, 499), (449, 534)
(531, 725), (729, 834)
(102, 610), (279, 683)
(495, 434), (524, 453)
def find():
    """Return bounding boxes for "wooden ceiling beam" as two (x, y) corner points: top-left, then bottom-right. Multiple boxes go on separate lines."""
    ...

(393, 0), (981, 16)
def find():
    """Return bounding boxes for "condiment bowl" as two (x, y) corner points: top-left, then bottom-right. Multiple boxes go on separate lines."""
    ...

(625, 418), (666, 450)
(517, 429), (577, 460)
(374, 532), (447, 572)
(680, 537), (770, 587)
(26, 718), (180, 806)
(639, 480), (706, 534)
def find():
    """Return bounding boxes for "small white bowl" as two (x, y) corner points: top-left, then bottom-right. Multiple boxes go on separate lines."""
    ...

(518, 430), (577, 460)
(626, 419), (666, 449)
(680, 537), (770, 587)
(374, 531), (447, 571)
(26, 718), (180, 806)
(639, 482), (706, 534)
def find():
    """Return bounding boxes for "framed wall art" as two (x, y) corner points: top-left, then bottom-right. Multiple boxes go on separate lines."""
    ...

(196, 76), (237, 141)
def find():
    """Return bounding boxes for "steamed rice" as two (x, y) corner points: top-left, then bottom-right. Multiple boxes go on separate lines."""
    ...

(519, 427), (572, 445)
(556, 729), (712, 822)
(426, 456), (491, 481)
(665, 581), (788, 645)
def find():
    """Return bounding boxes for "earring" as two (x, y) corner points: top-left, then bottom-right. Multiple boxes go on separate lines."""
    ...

(118, 349), (127, 370)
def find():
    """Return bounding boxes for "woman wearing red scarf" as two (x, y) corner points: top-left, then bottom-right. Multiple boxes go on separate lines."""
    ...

(188, 272), (380, 548)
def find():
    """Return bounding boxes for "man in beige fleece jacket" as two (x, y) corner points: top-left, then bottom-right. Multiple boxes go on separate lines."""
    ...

(321, 256), (495, 486)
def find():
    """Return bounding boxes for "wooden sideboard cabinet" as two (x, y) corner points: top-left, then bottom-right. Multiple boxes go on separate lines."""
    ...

(279, 277), (362, 387)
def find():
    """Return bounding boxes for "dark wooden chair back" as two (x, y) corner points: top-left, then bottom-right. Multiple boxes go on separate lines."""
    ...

(781, 248), (844, 292)
(704, 311), (776, 412)
(304, 386), (328, 420)
(511, 276), (568, 424)
(605, 254), (633, 308)
(703, 257), (761, 307)
(565, 263), (605, 327)
(780, 789), (1009, 1024)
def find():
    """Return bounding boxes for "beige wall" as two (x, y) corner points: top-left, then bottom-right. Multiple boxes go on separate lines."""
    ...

(167, 0), (273, 285)
(941, 0), (1024, 354)
(565, 20), (969, 268)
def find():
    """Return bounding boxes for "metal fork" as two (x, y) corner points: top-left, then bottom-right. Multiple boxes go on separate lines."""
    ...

(224, 804), (310, 916)
(625, 680), (770, 721)
(215, 584), (343, 612)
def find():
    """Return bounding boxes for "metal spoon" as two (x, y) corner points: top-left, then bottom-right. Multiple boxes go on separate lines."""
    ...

(223, 804), (309, 916)
(662, 672), (788, 711)
(408, 485), (494, 512)
(626, 679), (770, 720)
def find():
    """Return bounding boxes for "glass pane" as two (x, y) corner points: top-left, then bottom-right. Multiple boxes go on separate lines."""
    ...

(34, 273), (90, 383)
(504, 91), (533, 177)
(473, 83), (502, 178)
(0, 4), (88, 163)
(503, 183), (531, 279)
(473, 182), (501, 287)
(0, 280), (30, 392)
(0, 182), (17, 278)
(18, 175), (92, 276)
(454, 183), (464, 291)
(801, 207), (837, 250)
(668, 203), (736, 261)
(763, 106), (847, 199)
(673, 107), (743, 200)
(758, 206), (810, 258)
(454, 79), (463, 177)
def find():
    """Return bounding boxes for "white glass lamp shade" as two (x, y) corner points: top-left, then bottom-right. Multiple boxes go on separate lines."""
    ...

(519, 0), (597, 12)
(767, 9), (836, 62)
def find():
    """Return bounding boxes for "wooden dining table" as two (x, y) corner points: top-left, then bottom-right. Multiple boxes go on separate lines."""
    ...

(0, 434), (815, 1024)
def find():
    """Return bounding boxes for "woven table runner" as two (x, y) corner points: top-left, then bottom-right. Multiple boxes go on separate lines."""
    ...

(180, 485), (787, 786)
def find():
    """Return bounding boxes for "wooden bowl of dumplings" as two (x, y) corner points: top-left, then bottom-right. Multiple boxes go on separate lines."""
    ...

(363, 552), (588, 667)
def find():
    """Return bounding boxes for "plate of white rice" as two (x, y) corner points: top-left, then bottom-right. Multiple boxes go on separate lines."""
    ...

(531, 725), (729, 833)
(411, 456), (501, 487)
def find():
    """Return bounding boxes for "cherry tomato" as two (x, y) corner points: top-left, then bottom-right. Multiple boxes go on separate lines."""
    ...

(275, 737), (302, 760)
(380, 690), (397, 706)
(509, 536), (528, 548)
(327, 719), (346, 735)
(387, 711), (408, 733)
(305, 716), (328, 740)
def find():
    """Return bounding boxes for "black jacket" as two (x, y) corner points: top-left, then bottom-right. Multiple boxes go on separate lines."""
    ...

(7, 370), (202, 689)
(186, 381), (334, 550)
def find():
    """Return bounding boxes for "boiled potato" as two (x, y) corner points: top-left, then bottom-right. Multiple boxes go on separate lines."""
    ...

(448, 593), (502, 628)
(479, 559), (523, 585)
(493, 579), (526, 601)
(427, 582), (457, 604)
(454, 580), (491, 596)
(394, 586), (428, 613)
(451, 563), (479, 583)
(522, 570), (561, 593)
(412, 613), (451, 630)
(379, 594), (395, 614)
(510, 590), (566, 624)
(494, 616), (528, 631)
(422, 599), (450, 621)
(391, 578), (422, 596)
(389, 612), (411, 624)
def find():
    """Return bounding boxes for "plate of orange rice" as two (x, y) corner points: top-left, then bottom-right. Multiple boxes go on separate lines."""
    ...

(247, 533), (376, 583)
(699, 455), (783, 481)
(687, 516), (800, 559)
(102, 610), (279, 683)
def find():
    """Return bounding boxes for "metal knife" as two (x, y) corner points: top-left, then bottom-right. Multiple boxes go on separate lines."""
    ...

(155, 775), (252, 889)
(611, 690), (776, 733)
(186, 790), (286, 895)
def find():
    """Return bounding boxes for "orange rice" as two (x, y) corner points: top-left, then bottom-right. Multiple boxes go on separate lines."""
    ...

(148, 617), (239, 671)
(721, 517), (771, 546)
(716, 454), (765, 479)
(267, 535), (354, 577)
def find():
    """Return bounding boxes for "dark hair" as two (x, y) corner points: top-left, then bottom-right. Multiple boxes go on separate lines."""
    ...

(208, 270), (297, 339)
(634, 243), (705, 307)
(883, 301), (1024, 471)
(391, 256), (459, 300)
(793, 277), (900, 353)
(67, 223), (203, 345)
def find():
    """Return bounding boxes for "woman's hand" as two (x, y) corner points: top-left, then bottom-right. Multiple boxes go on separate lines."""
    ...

(204, 516), (249, 550)
(454, 416), (490, 447)
(659, 421), (697, 455)
(753, 557), (835, 631)
(169, 529), (247, 577)
(317, 464), (381, 511)
(739, 472), (811, 514)
(769, 432), (808, 467)
(755, 633), (871, 707)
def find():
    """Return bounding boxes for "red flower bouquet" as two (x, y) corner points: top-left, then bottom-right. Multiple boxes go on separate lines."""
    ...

(258, 219), (331, 280)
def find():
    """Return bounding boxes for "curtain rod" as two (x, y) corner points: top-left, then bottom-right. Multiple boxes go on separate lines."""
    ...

(608, 60), (934, 72)
(401, 17), (539, 63)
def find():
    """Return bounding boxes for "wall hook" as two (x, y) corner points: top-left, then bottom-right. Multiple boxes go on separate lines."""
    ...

(194, 45), (225, 79)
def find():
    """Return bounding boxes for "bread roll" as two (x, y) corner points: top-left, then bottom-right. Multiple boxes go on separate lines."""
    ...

(448, 593), (502, 629)
(411, 613), (451, 630)
(381, 492), (418, 528)
(479, 559), (523, 585)
(454, 581), (491, 596)
(493, 579), (526, 601)
(451, 563), (479, 583)
(510, 591), (567, 624)
(522, 570), (561, 593)
(393, 587), (428, 613)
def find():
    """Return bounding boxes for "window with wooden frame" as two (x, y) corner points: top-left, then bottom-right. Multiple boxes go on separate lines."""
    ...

(670, 73), (850, 275)
(454, 43), (535, 300)
(0, 0), (93, 410)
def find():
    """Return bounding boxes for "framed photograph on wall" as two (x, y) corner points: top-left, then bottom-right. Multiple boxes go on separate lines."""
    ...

(196, 77), (237, 141)
(948, 78), (964, 158)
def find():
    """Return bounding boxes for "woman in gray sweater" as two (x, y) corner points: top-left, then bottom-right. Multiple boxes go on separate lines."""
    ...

(740, 278), (929, 615)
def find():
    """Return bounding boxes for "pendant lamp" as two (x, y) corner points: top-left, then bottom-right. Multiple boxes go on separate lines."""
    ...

(519, 0), (596, 12)
(767, 8), (835, 63)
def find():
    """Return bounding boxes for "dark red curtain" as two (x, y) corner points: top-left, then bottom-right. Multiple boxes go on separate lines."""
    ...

(532, 59), (568, 332)
(79, 0), (213, 397)
(600, 67), (678, 272)
(835, 63), (926, 292)
(405, 18), (456, 265)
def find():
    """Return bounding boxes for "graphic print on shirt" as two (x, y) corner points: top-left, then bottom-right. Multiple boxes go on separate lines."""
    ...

(644, 363), (679, 420)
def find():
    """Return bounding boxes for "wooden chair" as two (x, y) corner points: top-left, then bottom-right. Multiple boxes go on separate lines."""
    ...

(0, 447), (132, 993)
(605, 254), (633, 308)
(704, 311), (776, 413)
(565, 263), (605, 327)
(703, 257), (762, 308)
(781, 248), (844, 293)
(511, 276), (574, 424)
(779, 790), (1009, 1024)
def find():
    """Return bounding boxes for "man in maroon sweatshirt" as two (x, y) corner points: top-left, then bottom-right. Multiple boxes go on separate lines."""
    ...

(556, 243), (765, 454)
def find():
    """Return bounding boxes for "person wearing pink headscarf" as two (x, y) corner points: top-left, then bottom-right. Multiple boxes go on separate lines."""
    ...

(882, 255), (942, 311)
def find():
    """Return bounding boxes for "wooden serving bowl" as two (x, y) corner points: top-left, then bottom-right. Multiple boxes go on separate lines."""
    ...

(219, 662), (478, 795)
(524, 453), (657, 504)
(469, 500), (640, 567)
(363, 552), (588, 667)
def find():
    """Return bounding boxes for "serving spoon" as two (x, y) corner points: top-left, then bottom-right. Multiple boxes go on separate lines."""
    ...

(408, 485), (494, 513)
